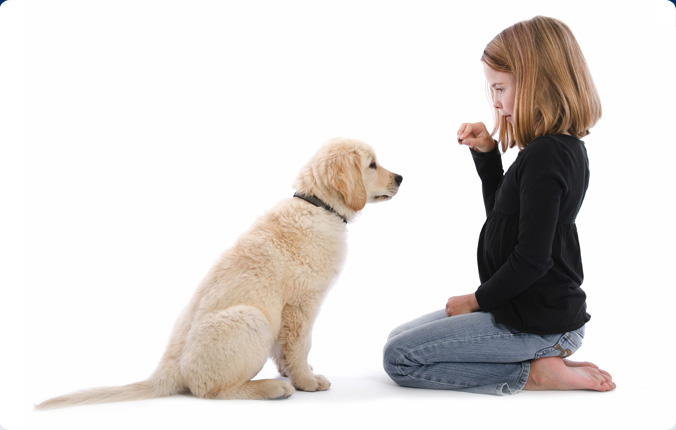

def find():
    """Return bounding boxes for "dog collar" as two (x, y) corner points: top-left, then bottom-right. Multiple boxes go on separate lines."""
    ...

(293, 192), (348, 224)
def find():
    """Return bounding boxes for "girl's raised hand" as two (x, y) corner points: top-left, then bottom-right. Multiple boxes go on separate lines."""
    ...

(457, 122), (496, 153)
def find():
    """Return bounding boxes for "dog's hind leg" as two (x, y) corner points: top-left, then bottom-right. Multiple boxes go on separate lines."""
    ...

(210, 379), (295, 400)
(179, 305), (294, 400)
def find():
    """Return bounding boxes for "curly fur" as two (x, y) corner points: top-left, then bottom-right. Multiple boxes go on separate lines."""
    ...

(36, 137), (401, 409)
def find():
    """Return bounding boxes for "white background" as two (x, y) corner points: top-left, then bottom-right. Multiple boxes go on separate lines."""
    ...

(3, 0), (676, 429)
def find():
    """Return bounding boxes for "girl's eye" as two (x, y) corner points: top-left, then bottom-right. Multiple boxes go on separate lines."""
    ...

(369, 162), (377, 169)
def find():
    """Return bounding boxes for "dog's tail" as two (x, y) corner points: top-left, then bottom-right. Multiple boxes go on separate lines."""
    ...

(35, 366), (182, 410)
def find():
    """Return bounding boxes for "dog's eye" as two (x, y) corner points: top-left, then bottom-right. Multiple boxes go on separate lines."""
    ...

(369, 162), (377, 169)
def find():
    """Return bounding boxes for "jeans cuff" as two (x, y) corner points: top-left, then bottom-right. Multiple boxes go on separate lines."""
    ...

(513, 361), (530, 394)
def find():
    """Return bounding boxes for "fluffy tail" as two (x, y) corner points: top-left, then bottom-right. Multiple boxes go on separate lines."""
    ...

(35, 369), (182, 410)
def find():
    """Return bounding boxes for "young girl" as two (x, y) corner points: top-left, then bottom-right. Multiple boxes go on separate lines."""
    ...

(383, 16), (615, 394)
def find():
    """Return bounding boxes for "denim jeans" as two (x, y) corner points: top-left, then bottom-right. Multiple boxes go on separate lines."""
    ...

(383, 310), (584, 395)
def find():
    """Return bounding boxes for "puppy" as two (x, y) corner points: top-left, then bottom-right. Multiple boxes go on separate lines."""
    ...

(37, 137), (402, 408)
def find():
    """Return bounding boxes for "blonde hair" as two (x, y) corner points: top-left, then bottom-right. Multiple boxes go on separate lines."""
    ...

(482, 16), (602, 151)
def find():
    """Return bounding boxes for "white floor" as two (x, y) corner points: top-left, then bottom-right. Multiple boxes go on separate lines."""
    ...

(21, 359), (676, 430)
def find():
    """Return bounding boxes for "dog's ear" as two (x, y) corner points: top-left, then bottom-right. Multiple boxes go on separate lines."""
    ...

(330, 153), (367, 212)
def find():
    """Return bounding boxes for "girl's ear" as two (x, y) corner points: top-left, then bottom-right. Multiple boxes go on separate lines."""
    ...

(330, 153), (367, 212)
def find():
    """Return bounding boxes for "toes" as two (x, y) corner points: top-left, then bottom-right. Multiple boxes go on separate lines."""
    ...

(590, 368), (616, 391)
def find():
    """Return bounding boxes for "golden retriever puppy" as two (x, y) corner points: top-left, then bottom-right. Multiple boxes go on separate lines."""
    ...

(37, 137), (402, 409)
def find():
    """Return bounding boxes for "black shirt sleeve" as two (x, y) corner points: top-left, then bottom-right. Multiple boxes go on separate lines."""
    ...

(474, 141), (568, 311)
(471, 144), (503, 216)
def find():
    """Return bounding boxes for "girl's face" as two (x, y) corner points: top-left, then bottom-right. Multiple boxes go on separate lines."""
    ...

(483, 62), (516, 124)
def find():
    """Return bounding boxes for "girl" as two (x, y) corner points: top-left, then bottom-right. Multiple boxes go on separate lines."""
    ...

(383, 16), (615, 394)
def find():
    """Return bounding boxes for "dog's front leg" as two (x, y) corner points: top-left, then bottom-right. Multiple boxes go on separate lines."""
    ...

(276, 303), (330, 392)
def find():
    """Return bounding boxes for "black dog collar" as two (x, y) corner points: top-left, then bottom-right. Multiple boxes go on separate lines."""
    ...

(293, 192), (348, 224)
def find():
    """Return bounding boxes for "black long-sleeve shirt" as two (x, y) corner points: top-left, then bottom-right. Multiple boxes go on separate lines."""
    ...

(472, 134), (591, 335)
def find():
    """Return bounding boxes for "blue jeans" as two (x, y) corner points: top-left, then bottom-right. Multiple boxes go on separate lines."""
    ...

(383, 310), (584, 395)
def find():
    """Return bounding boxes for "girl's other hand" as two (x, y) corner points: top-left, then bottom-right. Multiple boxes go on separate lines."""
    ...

(457, 122), (496, 153)
(445, 293), (480, 317)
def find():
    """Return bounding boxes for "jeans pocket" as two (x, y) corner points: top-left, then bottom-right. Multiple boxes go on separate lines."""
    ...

(534, 326), (585, 359)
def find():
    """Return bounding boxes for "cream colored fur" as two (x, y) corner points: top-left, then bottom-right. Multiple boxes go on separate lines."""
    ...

(36, 138), (401, 409)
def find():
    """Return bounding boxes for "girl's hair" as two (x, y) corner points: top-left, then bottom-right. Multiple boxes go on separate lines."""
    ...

(482, 16), (602, 151)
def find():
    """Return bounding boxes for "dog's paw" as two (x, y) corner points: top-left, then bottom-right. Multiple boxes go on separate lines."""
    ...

(292, 373), (331, 392)
(268, 380), (296, 400)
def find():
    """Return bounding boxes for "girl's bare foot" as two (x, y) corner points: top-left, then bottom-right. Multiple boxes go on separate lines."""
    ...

(524, 357), (616, 392)
(562, 359), (598, 369)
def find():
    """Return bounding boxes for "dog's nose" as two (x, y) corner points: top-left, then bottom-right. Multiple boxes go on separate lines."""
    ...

(394, 174), (403, 186)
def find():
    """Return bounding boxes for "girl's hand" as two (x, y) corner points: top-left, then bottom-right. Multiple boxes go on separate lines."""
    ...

(457, 122), (496, 153)
(445, 293), (480, 317)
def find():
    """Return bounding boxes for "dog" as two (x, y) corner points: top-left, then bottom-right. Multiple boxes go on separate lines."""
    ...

(36, 137), (402, 409)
